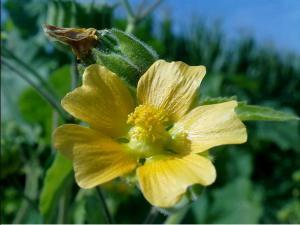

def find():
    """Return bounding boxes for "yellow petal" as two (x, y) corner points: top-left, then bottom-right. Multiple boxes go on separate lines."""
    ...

(137, 60), (206, 121)
(53, 124), (137, 188)
(53, 124), (107, 160)
(171, 101), (247, 153)
(62, 64), (135, 137)
(137, 154), (216, 208)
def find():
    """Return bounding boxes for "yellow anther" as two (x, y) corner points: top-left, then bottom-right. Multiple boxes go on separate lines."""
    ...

(126, 104), (191, 157)
(127, 105), (169, 128)
(127, 105), (170, 143)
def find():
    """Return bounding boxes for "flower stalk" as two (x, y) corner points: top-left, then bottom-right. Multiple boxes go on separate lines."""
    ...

(143, 207), (159, 224)
(96, 187), (114, 224)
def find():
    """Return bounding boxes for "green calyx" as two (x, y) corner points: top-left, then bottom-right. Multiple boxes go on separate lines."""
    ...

(91, 28), (158, 85)
(44, 25), (158, 85)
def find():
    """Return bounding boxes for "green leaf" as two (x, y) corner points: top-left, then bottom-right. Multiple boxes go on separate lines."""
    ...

(18, 87), (52, 142)
(256, 122), (300, 151)
(199, 96), (237, 105)
(236, 104), (300, 121)
(85, 190), (106, 224)
(208, 178), (263, 224)
(18, 65), (71, 143)
(277, 200), (300, 223)
(199, 96), (299, 122)
(48, 65), (71, 98)
(71, 190), (87, 224)
(39, 153), (73, 223)
(191, 192), (209, 223)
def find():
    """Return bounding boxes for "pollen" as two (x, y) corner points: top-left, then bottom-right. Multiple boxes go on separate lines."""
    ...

(127, 105), (170, 143)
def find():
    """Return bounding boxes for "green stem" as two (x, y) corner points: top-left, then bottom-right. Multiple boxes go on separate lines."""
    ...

(2, 47), (59, 99)
(57, 189), (68, 223)
(164, 207), (189, 224)
(1, 59), (69, 121)
(125, 21), (136, 34)
(121, 0), (135, 20)
(51, 110), (59, 154)
(122, 0), (163, 33)
(71, 56), (80, 89)
(89, 0), (96, 12)
(138, 0), (163, 19)
(121, 0), (137, 33)
(13, 159), (40, 223)
(57, 177), (73, 224)
(143, 206), (159, 224)
(96, 187), (114, 224)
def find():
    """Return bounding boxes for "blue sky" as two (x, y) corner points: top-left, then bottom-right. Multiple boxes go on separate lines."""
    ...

(124, 0), (300, 53)
(2, 0), (299, 53)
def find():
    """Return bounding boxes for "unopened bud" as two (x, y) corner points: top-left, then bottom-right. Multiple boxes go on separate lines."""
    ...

(44, 25), (158, 85)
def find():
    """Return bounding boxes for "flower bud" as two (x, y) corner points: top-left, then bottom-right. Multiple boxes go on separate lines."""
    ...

(109, 28), (158, 75)
(92, 49), (140, 84)
(44, 25), (158, 85)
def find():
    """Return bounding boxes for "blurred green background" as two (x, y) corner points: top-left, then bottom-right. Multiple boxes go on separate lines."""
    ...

(1, 0), (300, 224)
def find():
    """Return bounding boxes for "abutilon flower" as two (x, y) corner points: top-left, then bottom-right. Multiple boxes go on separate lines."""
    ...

(53, 60), (247, 208)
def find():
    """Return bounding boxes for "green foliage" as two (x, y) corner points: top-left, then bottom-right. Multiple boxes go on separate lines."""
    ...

(256, 122), (300, 151)
(277, 200), (300, 224)
(192, 180), (263, 223)
(46, 0), (113, 29)
(39, 153), (73, 223)
(18, 66), (71, 143)
(209, 178), (262, 223)
(236, 104), (299, 121)
(1, 0), (300, 224)
(91, 28), (159, 85)
(199, 96), (299, 122)
(85, 190), (106, 224)
(48, 66), (72, 97)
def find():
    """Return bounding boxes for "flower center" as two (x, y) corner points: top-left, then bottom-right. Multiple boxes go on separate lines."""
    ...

(125, 104), (191, 158)
(127, 105), (170, 142)
(126, 105), (171, 157)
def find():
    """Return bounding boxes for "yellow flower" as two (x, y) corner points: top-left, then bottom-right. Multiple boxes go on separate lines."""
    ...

(53, 60), (247, 208)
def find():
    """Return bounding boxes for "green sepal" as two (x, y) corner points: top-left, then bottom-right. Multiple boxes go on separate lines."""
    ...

(87, 28), (158, 85)
(93, 49), (140, 84)
(110, 28), (158, 74)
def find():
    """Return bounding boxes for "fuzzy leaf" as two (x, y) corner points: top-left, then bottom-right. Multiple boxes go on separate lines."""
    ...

(236, 104), (299, 121)
(199, 96), (299, 122)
